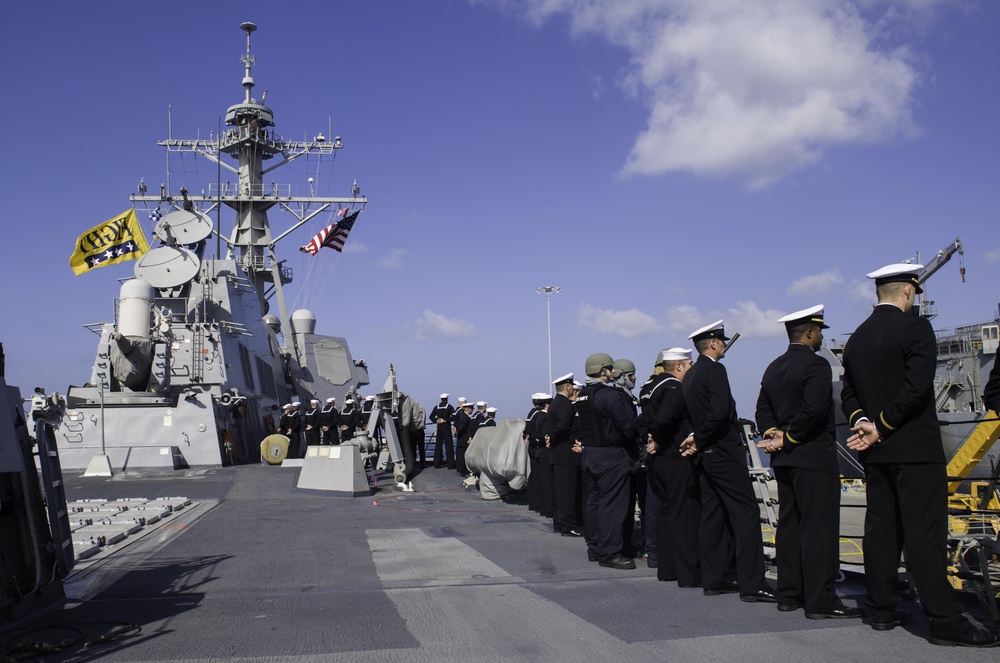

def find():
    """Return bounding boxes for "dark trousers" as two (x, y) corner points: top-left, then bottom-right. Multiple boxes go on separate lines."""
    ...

(528, 447), (541, 512)
(643, 458), (660, 561)
(773, 466), (841, 611)
(582, 446), (632, 562)
(698, 446), (766, 593)
(321, 427), (340, 445)
(652, 454), (702, 586)
(863, 462), (965, 632)
(433, 424), (455, 469)
(537, 449), (553, 518)
(552, 462), (582, 533)
(413, 428), (426, 467)
(456, 441), (469, 476)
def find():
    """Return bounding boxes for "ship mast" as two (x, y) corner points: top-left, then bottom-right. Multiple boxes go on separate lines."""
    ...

(132, 22), (366, 359)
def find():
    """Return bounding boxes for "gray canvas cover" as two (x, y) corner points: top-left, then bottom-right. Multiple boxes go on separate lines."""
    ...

(464, 418), (529, 500)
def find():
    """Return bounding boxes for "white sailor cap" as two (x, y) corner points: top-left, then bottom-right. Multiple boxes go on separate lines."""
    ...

(777, 305), (829, 329)
(345, 398), (354, 404)
(688, 319), (730, 343)
(310, 399), (319, 404)
(458, 396), (468, 403)
(282, 403), (292, 409)
(365, 396), (375, 401)
(661, 347), (693, 362)
(532, 392), (553, 401)
(462, 401), (474, 408)
(573, 381), (584, 390)
(486, 407), (497, 414)
(552, 372), (574, 386)
(440, 393), (449, 399)
(291, 401), (301, 407)
(326, 398), (336, 403)
(867, 263), (923, 294)
(476, 401), (487, 407)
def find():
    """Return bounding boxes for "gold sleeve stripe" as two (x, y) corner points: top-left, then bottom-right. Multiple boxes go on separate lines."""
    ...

(786, 431), (799, 444)
(879, 412), (896, 431)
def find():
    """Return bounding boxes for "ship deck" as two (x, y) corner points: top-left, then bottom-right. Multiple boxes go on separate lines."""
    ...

(3, 463), (997, 663)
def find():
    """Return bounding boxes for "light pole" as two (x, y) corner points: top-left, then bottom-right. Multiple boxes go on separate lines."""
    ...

(535, 285), (561, 393)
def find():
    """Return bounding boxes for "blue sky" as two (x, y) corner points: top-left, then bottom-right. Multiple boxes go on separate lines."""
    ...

(2, 0), (998, 421)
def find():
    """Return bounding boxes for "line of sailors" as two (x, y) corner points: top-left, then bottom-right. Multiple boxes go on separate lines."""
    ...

(522, 273), (1000, 648)
(275, 396), (375, 458)
(427, 396), (497, 474)
(513, 317), (852, 611)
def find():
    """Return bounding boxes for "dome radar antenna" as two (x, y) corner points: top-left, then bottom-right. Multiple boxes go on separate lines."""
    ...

(240, 22), (257, 104)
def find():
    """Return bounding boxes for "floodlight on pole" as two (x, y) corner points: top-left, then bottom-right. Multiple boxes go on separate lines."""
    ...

(535, 285), (561, 392)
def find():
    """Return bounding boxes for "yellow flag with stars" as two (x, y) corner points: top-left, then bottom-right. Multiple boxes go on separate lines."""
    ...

(69, 209), (151, 275)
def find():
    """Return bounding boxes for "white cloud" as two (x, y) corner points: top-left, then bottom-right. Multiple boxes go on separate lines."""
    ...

(787, 269), (845, 296)
(379, 248), (408, 269)
(342, 241), (368, 254)
(578, 303), (662, 338)
(664, 300), (787, 338)
(409, 309), (478, 341)
(507, 0), (931, 188)
(985, 248), (1000, 262)
(847, 278), (876, 302)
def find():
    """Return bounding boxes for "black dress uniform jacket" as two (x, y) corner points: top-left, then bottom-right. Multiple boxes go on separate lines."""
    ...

(682, 354), (767, 594)
(756, 343), (841, 613)
(840, 303), (967, 630)
(755, 343), (837, 473)
(841, 305), (944, 464)
(548, 395), (579, 466)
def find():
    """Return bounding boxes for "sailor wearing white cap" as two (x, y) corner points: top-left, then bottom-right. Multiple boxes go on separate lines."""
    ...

(524, 393), (545, 513)
(529, 393), (555, 520)
(303, 399), (322, 449)
(683, 320), (775, 602)
(482, 407), (498, 426)
(286, 401), (303, 458)
(841, 264), (998, 646)
(639, 348), (686, 571)
(321, 398), (341, 445)
(549, 373), (583, 537)
(340, 398), (359, 437)
(642, 347), (700, 584)
(278, 403), (292, 440)
(454, 399), (476, 476)
(430, 393), (456, 469)
(755, 306), (859, 619)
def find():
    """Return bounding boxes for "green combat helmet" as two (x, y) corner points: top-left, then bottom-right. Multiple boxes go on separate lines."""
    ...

(654, 348), (670, 367)
(585, 352), (614, 377)
(612, 358), (636, 379)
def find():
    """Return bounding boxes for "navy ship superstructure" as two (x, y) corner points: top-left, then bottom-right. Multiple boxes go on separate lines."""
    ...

(34, 23), (370, 471)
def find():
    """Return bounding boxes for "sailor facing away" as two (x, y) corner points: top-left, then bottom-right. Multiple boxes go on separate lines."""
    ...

(756, 306), (861, 620)
(842, 264), (999, 647)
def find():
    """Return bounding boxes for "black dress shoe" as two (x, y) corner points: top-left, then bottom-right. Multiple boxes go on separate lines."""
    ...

(598, 555), (636, 570)
(703, 580), (739, 596)
(646, 558), (658, 569)
(777, 603), (803, 612)
(740, 588), (778, 603)
(929, 624), (1000, 648)
(871, 608), (911, 631)
(806, 606), (863, 620)
(561, 529), (583, 537)
(587, 551), (599, 562)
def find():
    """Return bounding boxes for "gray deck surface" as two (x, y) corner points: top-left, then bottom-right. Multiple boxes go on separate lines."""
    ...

(3, 464), (996, 662)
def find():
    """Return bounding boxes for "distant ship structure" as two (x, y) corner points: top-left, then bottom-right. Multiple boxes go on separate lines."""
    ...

(34, 22), (375, 471)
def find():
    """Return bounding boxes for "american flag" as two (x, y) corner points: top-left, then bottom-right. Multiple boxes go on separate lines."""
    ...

(299, 209), (361, 255)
